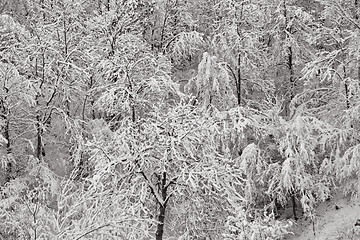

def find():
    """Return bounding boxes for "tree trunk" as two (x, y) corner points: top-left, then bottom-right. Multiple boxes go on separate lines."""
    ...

(35, 53), (46, 160)
(155, 204), (166, 240)
(344, 82), (350, 109)
(236, 53), (242, 106)
(283, 0), (295, 117)
(288, 46), (294, 101)
(343, 65), (350, 109)
(4, 115), (12, 182)
(283, 0), (298, 221)
(292, 193), (298, 221)
(0, 81), (12, 182)
(127, 75), (136, 123)
(235, 3), (244, 106)
(355, 0), (360, 84)
(159, 13), (168, 51)
(36, 115), (45, 159)
(155, 172), (168, 240)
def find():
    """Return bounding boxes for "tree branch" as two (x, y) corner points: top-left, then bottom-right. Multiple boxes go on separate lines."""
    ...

(334, 1), (360, 30)
(139, 171), (165, 206)
(74, 224), (111, 240)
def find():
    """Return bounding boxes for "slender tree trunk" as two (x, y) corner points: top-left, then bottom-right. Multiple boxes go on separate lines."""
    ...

(83, 75), (96, 120)
(151, 28), (155, 51)
(91, 99), (96, 119)
(66, 99), (70, 116)
(155, 172), (167, 240)
(4, 118), (11, 174)
(131, 106), (135, 123)
(343, 65), (350, 109)
(355, 0), (360, 83)
(236, 53), (241, 106)
(287, 44), (295, 119)
(283, 0), (297, 221)
(127, 75), (136, 122)
(159, 14), (168, 51)
(291, 192), (298, 221)
(36, 115), (44, 159)
(358, 62), (360, 86)
(159, 0), (170, 51)
(0, 79), (12, 182)
(235, 3), (244, 106)
(82, 95), (87, 121)
(288, 46), (294, 101)
(2, 109), (12, 182)
(283, 0), (295, 117)
(63, 14), (68, 56)
(344, 84), (350, 108)
(35, 54), (45, 160)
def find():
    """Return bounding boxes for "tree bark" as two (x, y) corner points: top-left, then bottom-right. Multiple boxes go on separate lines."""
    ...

(127, 75), (136, 123)
(36, 115), (45, 159)
(155, 204), (166, 240)
(288, 46), (295, 101)
(155, 172), (168, 240)
(4, 118), (11, 180)
(283, 0), (297, 221)
(343, 64), (350, 109)
(35, 54), (46, 159)
(283, 0), (295, 117)
(2, 108), (12, 182)
(291, 192), (298, 221)
(236, 53), (242, 106)
(355, 0), (360, 84)
(235, 2), (244, 106)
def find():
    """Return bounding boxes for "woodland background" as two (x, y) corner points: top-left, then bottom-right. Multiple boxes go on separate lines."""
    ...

(0, 0), (360, 239)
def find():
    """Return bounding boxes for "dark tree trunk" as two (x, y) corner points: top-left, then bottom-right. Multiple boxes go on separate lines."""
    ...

(159, 16), (167, 51)
(292, 193), (298, 221)
(155, 204), (166, 240)
(36, 115), (45, 159)
(159, 0), (170, 51)
(288, 46), (294, 101)
(344, 82), (350, 109)
(283, 1), (298, 221)
(66, 99), (70, 116)
(0, 81), (12, 182)
(343, 65), (350, 109)
(236, 53), (242, 106)
(127, 76), (136, 123)
(131, 106), (135, 123)
(35, 53), (46, 160)
(283, 0), (295, 117)
(155, 172), (168, 240)
(4, 115), (12, 182)
(235, 3), (244, 106)
(355, 1), (360, 85)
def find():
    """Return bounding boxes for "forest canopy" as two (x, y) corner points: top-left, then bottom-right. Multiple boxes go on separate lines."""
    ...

(0, 0), (360, 239)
